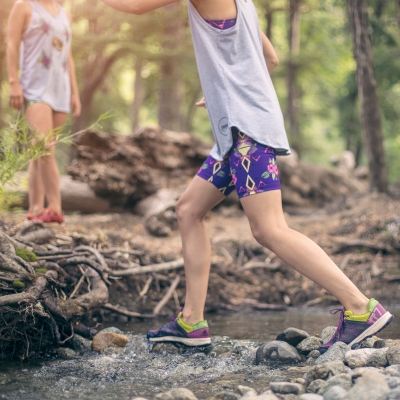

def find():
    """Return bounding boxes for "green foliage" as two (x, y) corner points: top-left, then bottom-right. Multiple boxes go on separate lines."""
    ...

(35, 268), (48, 274)
(12, 280), (25, 290)
(16, 248), (38, 263)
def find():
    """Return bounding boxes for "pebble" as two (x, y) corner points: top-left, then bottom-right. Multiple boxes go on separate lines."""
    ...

(307, 379), (326, 394)
(320, 327), (336, 344)
(350, 367), (383, 380)
(155, 388), (198, 400)
(92, 331), (130, 352)
(56, 348), (79, 359)
(386, 376), (400, 389)
(100, 326), (123, 334)
(269, 382), (302, 395)
(360, 336), (379, 348)
(386, 365), (400, 377)
(314, 342), (349, 365)
(374, 340), (400, 349)
(323, 385), (348, 400)
(344, 348), (388, 368)
(388, 387), (400, 400)
(299, 394), (323, 400)
(237, 386), (257, 396)
(212, 391), (241, 400)
(70, 334), (92, 354)
(297, 337), (321, 354)
(256, 341), (302, 365)
(387, 346), (400, 365)
(344, 370), (390, 400)
(320, 373), (351, 395)
(276, 328), (310, 347)
(308, 350), (320, 359)
(306, 361), (347, 384)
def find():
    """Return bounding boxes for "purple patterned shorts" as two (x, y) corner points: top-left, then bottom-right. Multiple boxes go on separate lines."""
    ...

(197, 128), (281, 199)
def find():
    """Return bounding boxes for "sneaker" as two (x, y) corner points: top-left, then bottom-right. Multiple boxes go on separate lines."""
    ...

(147, 312), (212, 346)
(319, 299), (393, 354)
(27, 210), (43, 221)
(36, 208), (64, 224)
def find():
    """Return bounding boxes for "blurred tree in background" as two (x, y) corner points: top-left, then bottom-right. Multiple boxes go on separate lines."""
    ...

(0, 0), (399, 186)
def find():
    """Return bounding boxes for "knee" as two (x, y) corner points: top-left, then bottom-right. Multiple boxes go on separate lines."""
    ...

(175, 197), (204, 225)
(250, 223), (285, 250)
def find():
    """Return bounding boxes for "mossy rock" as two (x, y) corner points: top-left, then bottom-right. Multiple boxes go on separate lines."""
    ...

(16, 248), (38, 262)
(12, 280), (25, 290)
(35, 268), (47, 274)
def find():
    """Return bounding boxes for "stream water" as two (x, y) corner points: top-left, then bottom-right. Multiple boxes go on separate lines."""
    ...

(1, 307), (400, 400)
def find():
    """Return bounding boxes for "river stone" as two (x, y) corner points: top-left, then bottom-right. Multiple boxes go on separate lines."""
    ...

(269, 382), (302, 395)
(102, 346), (125, 356)
(212, 391), (241, 400)
(299, 395), (323, 400)
(92, 332), (129, 352)
(297, 337), (322, 354)
(237, 386), (257, 396)
(305, 360), (346, 384)
(374, 340), (400, 349)
(343, 371), (390, 400)
(321, 327), (336, 344)
(295, 378), (306, 385)
(276, 328), (310, 347)
(323, 386), (348, 400)
(70, 334), (92, 354)
(155, 388), (198, 400)
(386, 365), (400, 377)
(100, 327), (123, 334)
(256, 341), (302, 365)
(307, 379), (326, 394)
(314, 342), (349, 364)
(308, 350), (320, 359)
(320, 373), (352, 394)
(360, 336), (379, 348)
(388, 387), (400, 400)
(131, 398), (148, 400)
(345, 348), (388, 368)
(56, 347), (79, 359)
(386, 376), (400, 389)
(350, 367), (383, 381)
(241, 392), (278, 400)
(387, 346), (400, 365)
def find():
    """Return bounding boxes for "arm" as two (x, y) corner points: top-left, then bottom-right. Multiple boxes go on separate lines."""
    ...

(260, 30), (279, 74)
(66, 12), (81, 118)
(6, 0), (30, 110)
(100, 0), (179, 15)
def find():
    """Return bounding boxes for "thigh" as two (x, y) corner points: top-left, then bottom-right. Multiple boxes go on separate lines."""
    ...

(178, 175), (227, 219)
(53, 111), (67, 129)
(25, 103), (54, 136)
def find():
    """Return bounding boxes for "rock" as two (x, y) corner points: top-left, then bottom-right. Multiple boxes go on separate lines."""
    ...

(155, 388), (198, 400)
(343, 371), (390, 400)
(388, 387), (400, 400)
(320, 374), (352, 394)
(387, 347), (400, 365)
(151, 342), (183, 354)
(276, 328), (310, 347)
(323, 386), (348, 400)
(308, 350), (321, 359)
(295, 378), (306, 385)
(321, 327), (336, 344)
(101, 327), (123, 334)
(56, 347), (79, 359)
(102, 346), (125, 356)
(212, 391), (241, 400)
(92, 332), (129, 352)
(305, 361), (347, 384)
(70, 334), (92, 354)
(386, 365), (400, 377)
(360, 336), (379, 348)
(130, 398), (149, 400)
(374, 340), (400, 349)
(345, 348), (388, 368)
(269, 382), (302, 395)
(307, 379), (326, 394)
(315, 342), (349, 364)
(297, 337), (322, 354)
(256, 341), (302, 365)
(237, 386), (257, 396)
(350, 367), (383, 380)
(386, 376), (400, 389)
(299, 395), (323, 400)
(306, 357), (317, 365)
(253, 392), (279, 400)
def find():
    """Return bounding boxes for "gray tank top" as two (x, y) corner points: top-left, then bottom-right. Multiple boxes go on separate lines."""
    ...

(20, 0), (71, 113)
(188, 0), (291, 161)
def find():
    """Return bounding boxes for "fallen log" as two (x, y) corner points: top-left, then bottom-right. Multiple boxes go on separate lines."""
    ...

(111, 258), (184, 276)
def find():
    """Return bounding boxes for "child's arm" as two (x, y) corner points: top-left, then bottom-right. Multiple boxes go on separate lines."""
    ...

(260, 30), (279, 74)
(100, 0), (179, 14)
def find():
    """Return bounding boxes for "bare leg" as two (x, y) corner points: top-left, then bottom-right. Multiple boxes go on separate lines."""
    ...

(240, 190), (369, 314)
(176, 176), (226, 325)
(28, 160), (45, 215)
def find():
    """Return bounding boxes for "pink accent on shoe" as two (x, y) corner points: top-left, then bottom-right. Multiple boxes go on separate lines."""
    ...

(367, 303), (386, 324)
(36, 208), (64, 224)
(188, 327), (210, 339)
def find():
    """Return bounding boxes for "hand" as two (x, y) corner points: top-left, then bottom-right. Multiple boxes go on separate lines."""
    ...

(196, 97), (206, 108)
(70, 93), (81, 118)
(9, 82), (24, 110)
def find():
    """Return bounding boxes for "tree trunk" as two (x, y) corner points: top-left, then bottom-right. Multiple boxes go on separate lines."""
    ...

(265, 9), (273, 40)
(347, 0), (388, 193)
(131, 58), (145, 131)
(157, 3), (185, 131)
(397, 0), (400, 35)
(286, 0), (302, 156)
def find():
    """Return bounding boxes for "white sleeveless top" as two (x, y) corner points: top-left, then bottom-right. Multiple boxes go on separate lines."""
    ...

(188, 0), (291, 160)
(20, 0), (71, 113)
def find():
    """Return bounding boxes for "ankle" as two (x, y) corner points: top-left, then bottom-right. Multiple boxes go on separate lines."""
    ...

(345, 297), (370, 315)
(181, 310), (204, 326)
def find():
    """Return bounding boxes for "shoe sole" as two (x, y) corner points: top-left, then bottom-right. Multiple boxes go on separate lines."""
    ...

(349, 311), (394, 349)
(149, 336), (212, 346)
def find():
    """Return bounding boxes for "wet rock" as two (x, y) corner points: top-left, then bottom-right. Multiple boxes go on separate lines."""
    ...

(387, 346), (400, 365)
(360, 336), (379, 348)
(299, 394), (323, 400)
(305, 360), (346, 384)
(307, 379), (326, 394)
(345, 348), (388, 368)
(101, 326), (123, 334)
(386, 365), (400, 377)
(256, 341), (302, 365)
(388, 387), (400, 400)
(308, 350), (320, 359)
(323, 386), (348, 400)
(297, 337), (321, 355)
(56, 347), (79, 359)
(269, 382), (302, 395)
(321, 327), (336, 344)
(212, 391), (241, 400)
(386, 376), (400, 389)
(102, 346), (125, 356)
(320, 373), (351, 394)
(155, 388), (198, 400)
(344, 371), (390, 400)
(314, 342), (349, 364)
(276, 328), (310, 347)
(237, 386), (257, 396)
(70, 334), (92, 354)
(92, 332), (129, 352)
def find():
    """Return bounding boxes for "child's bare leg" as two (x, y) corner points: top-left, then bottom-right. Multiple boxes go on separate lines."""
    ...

(176, 176), (226, 325)
(28, 160), (45, 215)
(240, 190), (369, 314)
